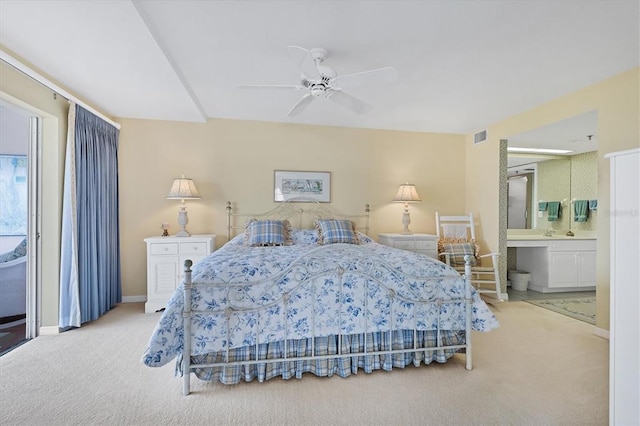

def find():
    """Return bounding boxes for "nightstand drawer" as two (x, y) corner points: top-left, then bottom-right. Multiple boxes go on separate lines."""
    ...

(415, 240), (437, 250)
(395, 240), (416, 250)
(181, 242), (209, 255)
(378, 233), (439, 260)
(414, 249), (435, 257)
(150, 243), (179, 255)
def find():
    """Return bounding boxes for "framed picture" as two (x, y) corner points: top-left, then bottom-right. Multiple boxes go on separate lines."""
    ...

(274, 170), (331, 203)
(0, 155), (28, 236)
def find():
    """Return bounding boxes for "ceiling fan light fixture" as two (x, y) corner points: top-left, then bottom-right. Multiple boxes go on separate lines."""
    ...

(239, 46), (397, 116)
(310, 84), (326, 97)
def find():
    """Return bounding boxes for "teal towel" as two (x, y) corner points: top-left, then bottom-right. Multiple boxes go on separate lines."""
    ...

(589, 199), (598, 211)
(574, 200), (589, 222)
(538, 202), (548, 211)
(547, 202), (561, 221)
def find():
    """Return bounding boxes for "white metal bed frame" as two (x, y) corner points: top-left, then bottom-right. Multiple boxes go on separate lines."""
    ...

(180, 201), (474, 395)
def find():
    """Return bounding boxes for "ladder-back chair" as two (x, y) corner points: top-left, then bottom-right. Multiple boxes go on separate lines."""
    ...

(435, 212), (502, 301)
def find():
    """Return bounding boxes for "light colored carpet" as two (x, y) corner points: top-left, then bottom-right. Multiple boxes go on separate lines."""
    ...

(524, 297), (596, 325)
(0, 301), (608, 425)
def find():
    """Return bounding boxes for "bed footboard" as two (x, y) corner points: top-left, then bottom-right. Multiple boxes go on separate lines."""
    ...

(181, 250), (473, 396)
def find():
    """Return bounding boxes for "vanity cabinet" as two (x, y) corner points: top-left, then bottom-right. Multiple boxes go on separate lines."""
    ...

(547, 240), (597, 288)
(144, 235), (215, 313)
(511, 238), (596, 293)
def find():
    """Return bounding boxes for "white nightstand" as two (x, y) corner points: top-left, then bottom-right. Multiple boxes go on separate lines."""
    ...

(144, 234), (216, 313)
(378, 233), (438, 259)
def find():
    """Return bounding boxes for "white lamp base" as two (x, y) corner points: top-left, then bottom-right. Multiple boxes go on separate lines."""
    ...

(400, 205), (412, 235)
(175, 206), (191, 237)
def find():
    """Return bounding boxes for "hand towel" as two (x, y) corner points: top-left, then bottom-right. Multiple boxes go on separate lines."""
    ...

(538, 201), (548, 211)
(574, 200), (589, 222)
(589, 199), (598, 211)
(547, 201), (561, 222)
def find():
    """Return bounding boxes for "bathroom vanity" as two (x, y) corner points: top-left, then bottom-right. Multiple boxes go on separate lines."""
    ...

(507, 234), (596, 292)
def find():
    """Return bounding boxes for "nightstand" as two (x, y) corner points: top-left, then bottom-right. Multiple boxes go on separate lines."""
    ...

(144, 234), (216, 313)
(378, 233), (438, 259)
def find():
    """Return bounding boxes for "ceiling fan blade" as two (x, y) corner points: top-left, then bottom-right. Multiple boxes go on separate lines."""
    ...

(332, 67), (398, 88)
(287, 94), (315, 116)
(287, 46), (322, 80)
(327, 90), (372, 115)
(237, 84), (304, 91)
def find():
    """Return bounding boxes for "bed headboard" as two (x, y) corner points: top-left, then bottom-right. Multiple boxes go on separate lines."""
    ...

(226, 199), (370, 240)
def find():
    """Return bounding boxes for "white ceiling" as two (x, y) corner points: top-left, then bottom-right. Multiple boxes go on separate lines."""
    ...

(0, 1), (638, 142)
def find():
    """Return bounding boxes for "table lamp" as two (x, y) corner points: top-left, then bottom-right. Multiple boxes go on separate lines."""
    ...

(166, 175), (201, 237)
(393, 182), (421, 234)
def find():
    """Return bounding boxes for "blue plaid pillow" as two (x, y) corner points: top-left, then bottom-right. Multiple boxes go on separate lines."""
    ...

(245, 220), (291, 246)
(442, 242), (478, 267)
(315, 219), (358, 245)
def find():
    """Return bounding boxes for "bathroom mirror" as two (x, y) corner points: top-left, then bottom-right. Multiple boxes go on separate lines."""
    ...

(507, 111), (598, 231)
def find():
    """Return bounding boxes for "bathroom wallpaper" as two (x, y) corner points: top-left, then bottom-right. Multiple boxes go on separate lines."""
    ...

(536, 158), (571, 231)
(570, 151), (598, 232)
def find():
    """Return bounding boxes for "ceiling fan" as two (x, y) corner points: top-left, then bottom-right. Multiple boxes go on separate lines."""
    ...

(238, 46), (397, 116)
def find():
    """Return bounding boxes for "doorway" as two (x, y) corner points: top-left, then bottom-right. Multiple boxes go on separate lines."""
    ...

(507, 172), (534, 229)
(0, 99), (40, 355)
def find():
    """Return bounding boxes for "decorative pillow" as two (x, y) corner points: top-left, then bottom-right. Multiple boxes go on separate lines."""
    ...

(14, 238), (27, 257)
(0, 250), (18, 263)
(245, 219), (292, 246)
(0, 238), (27, 263)
(315, 219), (359, 245)
(441, 242), (478, 267)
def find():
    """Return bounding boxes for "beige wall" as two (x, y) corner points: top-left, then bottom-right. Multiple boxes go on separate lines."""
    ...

(117, 118), (466, 298)
(468, 67), (640, 330)
(0, 58), (69, 328)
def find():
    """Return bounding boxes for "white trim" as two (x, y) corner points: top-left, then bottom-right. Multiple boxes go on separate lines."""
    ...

(39, 326), (59, 335)
(0, 49), (121, 129)
(122, 295), (146, 303)
(593, 327), (610, 340)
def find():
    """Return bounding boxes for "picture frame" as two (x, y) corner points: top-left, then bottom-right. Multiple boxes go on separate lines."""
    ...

(274, 170), (331, 203)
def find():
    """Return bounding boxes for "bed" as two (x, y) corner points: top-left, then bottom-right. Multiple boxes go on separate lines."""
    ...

(142, 201), (499, 395)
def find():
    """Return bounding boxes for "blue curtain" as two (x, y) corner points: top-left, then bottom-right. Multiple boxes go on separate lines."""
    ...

(60, 104), (121, 328)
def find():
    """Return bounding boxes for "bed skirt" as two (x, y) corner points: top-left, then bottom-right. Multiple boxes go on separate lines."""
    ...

(178, 329), (466, 385)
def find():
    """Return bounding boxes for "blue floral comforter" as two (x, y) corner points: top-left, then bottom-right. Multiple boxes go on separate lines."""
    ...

(142, 230), (499, 368)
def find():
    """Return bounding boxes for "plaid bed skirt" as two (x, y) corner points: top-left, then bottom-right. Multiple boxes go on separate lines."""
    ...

(177, 329), (466, 385)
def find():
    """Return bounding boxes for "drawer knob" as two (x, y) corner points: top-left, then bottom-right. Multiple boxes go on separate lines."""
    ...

(164, 247), (168, 251)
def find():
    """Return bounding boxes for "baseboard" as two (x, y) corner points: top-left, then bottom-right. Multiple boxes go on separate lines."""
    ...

(122, 295), (146, 303)
(39, 326), (59, 335)
(593, 327), (610, 340)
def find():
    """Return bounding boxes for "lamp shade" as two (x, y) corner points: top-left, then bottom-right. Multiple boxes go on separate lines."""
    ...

(393, 183), (421, 203)
(166, 176), (201, 200)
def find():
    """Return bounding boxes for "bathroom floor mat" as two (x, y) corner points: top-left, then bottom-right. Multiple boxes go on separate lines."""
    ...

(524, 297), (596, 325)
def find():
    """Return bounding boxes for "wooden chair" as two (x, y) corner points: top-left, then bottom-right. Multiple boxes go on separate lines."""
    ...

(435, 212), (502, 301)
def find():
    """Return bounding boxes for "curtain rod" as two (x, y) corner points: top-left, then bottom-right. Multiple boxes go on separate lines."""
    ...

(1, 49), (121, 129)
